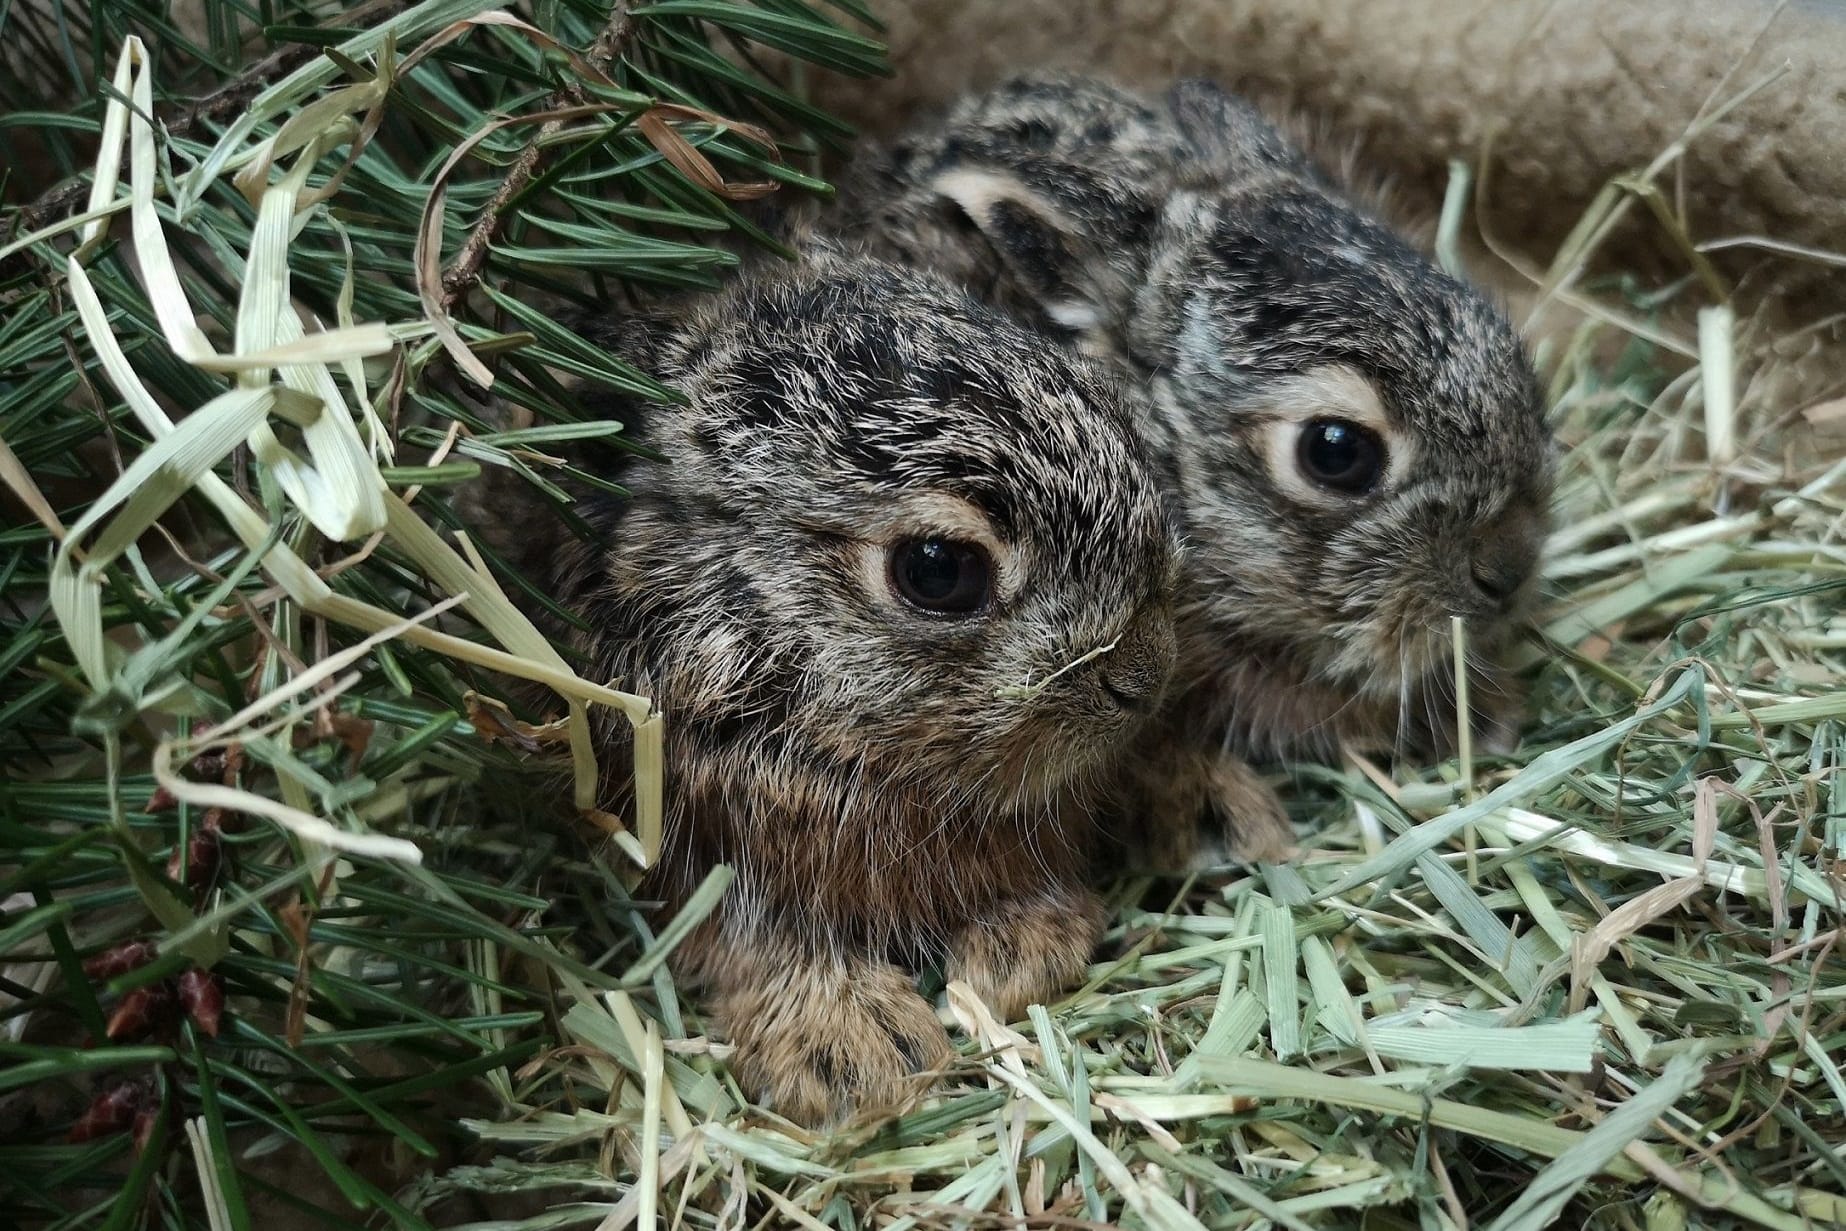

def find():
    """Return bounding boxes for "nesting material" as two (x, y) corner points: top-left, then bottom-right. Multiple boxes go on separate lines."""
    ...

(2, 8), (1843, 1230)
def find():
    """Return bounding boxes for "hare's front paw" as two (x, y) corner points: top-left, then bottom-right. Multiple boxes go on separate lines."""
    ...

(1128, 750), (1297, 872)
(947, 887), (1105, 1022)
(1207, 755), (1298, 866)
(715, 957), (951, 1126)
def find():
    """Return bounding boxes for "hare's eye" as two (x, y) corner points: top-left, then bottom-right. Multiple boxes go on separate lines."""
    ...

(1297, 418), (1384, 494)
(889, 537), (992, 616)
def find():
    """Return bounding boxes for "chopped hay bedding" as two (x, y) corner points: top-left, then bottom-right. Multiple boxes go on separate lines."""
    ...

(0, 5), (1843, 1230)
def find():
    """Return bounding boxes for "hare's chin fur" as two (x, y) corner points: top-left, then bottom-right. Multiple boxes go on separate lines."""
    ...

(984, 711), (1149, 811)
(1357, 606), (1517, 698)
(1194, 606), (1514, 758)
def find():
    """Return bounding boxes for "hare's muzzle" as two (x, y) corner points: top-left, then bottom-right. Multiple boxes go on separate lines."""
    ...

(1100, 672), (1159, 713)
(1464, 507), (1545, 617)
(1097, 614), (1177, 716)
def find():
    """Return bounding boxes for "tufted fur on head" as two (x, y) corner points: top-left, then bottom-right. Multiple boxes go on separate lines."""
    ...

(525, 247), (1181, 1121)
(837, 75), (1557, 801)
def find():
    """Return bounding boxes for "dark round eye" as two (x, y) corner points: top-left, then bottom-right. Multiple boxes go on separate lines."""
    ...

(1297, 418), (1385, 494)
(889, 537), (992, 616)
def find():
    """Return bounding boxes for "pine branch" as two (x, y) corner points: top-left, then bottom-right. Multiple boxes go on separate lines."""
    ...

(2, 2), (888, 1225)
(1, 0), (414, 244)
(441, 2), (638, 312)
(169, 0), (417, 132)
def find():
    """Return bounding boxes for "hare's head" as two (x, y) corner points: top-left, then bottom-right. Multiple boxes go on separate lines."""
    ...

(1127, 173), (1553, 706)
(573, 254), (1180, 809)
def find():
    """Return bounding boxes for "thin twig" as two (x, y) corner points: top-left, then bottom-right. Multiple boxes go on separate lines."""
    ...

(172, 0), (414, 134)
(438, 1), (635, 312)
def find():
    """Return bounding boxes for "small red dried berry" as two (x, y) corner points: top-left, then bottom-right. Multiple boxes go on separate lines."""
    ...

(68, 1080), (148, 1143)
(177, 968), (224, 1038)
(82, 940), (157, 981)
(106, 980), (176, 1041)
(132, 1105), (160, 1153)
(166, 822), (223, 892)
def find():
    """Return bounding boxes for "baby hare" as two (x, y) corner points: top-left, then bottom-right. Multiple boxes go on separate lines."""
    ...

(838, 75), (1556, 866)
(530, 250), (1179, 1122)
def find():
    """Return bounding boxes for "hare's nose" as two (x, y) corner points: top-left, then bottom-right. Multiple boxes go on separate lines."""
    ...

(1098, 610), (1178, 714)
(1466, 508), (1544, 613)
(1100, 668), (1161, 713)
(1470, 557), (1527, 604)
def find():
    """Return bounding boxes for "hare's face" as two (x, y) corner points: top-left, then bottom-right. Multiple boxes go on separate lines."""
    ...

(1134, 190), (1555, 702)
(637, 262), (1181, 810)
(783, 480), (1179, 807)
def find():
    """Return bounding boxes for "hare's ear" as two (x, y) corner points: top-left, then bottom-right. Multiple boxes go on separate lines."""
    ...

(571, 309), (673, 374)
(926, 166), (1110, 332)
(564, 309), (681, 456)
(1166, 79), (1308, 180)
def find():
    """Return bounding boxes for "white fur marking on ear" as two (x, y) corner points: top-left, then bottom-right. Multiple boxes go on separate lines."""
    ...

(931, 167), (1063, 227)
(1177, 294), (1232, 381)
(932, 167), (1101, 324)
(1046, 301), (1101, 329)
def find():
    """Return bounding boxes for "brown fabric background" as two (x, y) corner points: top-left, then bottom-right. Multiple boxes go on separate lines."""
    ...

(814, 0), (1846, 394)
